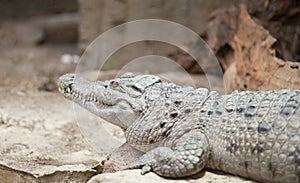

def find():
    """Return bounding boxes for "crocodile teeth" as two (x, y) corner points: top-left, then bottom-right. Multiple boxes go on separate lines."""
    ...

(64, 87), (72, 93)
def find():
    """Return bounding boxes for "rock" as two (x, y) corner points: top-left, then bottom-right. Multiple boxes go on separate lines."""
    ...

(0, 88), (106, 182)
(103, 143), (143, 173)
(88, 169), (254, 183)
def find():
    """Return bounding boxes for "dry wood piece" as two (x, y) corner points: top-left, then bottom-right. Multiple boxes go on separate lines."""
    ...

(226, 5), (300, 92)
(172, 5), (239, 74)
(248, 0), (300, 62)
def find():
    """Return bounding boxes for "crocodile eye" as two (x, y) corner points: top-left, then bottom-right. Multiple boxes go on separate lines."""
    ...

(119, 72), (135, 78)
(110, 81), (119, 88)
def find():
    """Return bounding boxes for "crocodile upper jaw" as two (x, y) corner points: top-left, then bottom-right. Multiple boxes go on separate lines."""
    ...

(57, 73), (142, 129)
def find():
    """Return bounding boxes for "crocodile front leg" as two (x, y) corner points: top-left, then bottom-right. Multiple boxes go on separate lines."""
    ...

(126, 130), (209, 178)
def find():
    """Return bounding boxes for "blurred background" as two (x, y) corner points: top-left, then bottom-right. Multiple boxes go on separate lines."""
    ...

(0, 0), (299, 93)
(0, 0), (244, 92)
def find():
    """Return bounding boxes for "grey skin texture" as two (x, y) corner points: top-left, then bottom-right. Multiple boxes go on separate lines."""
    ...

(58, 73), (300, 183)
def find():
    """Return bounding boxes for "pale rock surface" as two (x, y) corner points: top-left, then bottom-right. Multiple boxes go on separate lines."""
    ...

(88, 169), (254, 183)
(0, 88), (106, 182)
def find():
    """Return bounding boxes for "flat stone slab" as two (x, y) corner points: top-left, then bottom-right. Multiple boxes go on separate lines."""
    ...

(88, 169), (254, 183)
(0, 88), (106, 182)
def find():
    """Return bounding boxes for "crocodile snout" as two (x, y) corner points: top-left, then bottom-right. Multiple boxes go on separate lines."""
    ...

(57, 73), (77, 93)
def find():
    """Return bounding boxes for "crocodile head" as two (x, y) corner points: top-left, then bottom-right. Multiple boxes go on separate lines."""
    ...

(57, 73), (161, 129)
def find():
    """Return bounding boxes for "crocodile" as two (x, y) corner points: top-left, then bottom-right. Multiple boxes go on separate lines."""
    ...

(57, 73), (300, 183)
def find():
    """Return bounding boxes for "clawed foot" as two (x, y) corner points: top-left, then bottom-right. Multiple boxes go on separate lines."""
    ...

(123, 147), (169, 175)
(124, 163), (152, 175)
(123, 142), (208, 178)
